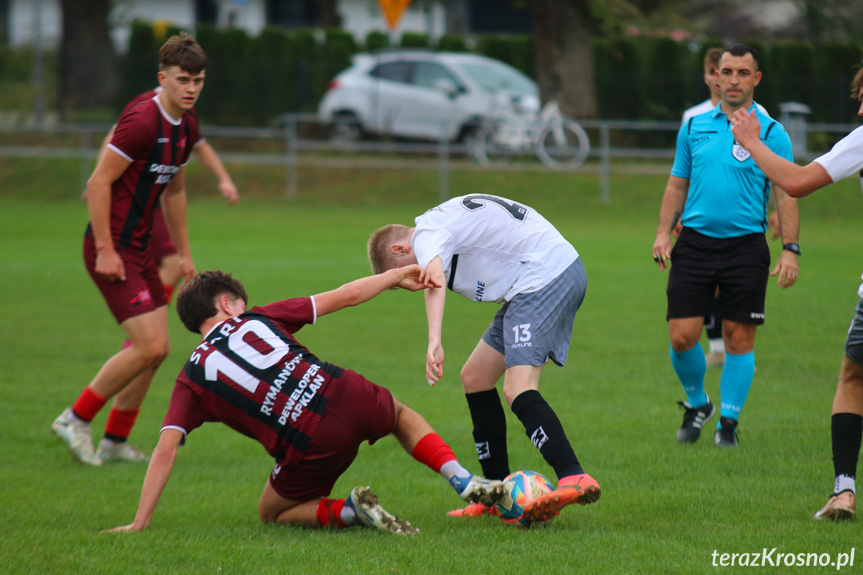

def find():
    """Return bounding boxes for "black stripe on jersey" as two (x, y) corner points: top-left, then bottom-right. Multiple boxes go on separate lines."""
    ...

(241, 311), (345, 400)
(212, 313), (340, 423)
(119, 106), (164, 249)
(184, 362), (313, 453)
(448, 254), (459, 291)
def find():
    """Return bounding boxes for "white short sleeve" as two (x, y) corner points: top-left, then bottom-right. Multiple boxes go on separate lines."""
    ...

(814, 125), (863, 183)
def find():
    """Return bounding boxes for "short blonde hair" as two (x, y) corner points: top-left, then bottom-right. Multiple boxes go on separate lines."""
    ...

(368, 224), (411, 274)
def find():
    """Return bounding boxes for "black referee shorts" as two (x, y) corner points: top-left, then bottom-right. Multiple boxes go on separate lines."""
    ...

(667, 227), (770, 325)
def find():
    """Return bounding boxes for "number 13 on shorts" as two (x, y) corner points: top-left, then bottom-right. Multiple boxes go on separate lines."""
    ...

(512, 323), (532, 343)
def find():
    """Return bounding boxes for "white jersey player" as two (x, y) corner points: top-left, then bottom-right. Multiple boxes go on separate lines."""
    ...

(367, 194), (600, 526)
(411, 194), (577, 303)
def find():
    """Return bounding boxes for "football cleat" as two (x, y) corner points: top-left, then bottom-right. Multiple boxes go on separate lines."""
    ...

(96, 439), (150, 463)
(676, 397), (716, 443)
(520, 473), (601, 525)
(446, 502), (500, 518)
(51, 408), (101, 466)
(449, 473), (506, 506)
(713, 417), (739, 448)
(813, 491), (855, 521)
(347, 486), (419, 535)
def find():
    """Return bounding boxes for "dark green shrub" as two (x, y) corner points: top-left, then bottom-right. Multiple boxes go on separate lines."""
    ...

(365, 30), (390, 52)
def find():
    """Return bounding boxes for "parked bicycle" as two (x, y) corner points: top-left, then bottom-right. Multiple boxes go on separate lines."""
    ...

(474, 100), (590, 170)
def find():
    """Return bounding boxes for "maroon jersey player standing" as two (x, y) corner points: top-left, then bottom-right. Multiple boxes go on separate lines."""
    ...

(86, 87), (239, 309)
(51, 33), (207, 465)
(106, 268), (504, 535)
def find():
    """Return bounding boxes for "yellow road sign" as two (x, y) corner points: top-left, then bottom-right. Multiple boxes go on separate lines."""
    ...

(377, 0), (412, 29)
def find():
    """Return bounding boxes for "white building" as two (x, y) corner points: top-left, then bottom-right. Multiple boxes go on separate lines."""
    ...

(4, 0), (455, 51)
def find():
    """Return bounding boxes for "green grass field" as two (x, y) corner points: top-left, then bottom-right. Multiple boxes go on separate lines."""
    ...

(1, 158), (862, 574)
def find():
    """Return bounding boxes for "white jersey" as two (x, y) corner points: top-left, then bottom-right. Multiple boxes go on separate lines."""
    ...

(682, 100), (715, 122)
(682, 100), (770, 122)
(814, 125), (863, 183)
(411, 194), (578, 303)
(813, 125), (863, 295)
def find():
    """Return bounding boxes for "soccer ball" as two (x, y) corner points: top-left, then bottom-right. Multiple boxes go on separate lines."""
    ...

(495, 470), (555, 528)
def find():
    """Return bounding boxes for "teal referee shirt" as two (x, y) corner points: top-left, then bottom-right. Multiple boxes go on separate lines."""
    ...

(671, 103), (793, 239)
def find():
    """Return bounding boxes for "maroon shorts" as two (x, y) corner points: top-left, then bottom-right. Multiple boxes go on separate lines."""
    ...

(83, 234), (167, 324)
(149, 206), (178, 263)
(268, 371), (397, 501)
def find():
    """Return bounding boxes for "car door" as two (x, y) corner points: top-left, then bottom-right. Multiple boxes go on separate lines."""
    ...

(367, 60), (414, 136)
(399, 61), (465, 140)
(370, 59), (464, 140)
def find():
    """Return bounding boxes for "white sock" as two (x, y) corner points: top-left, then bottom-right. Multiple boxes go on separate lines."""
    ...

(835, 474), (856, 495)
(440, 460), (470, 482)
(340, 504), (357, 525)
(708, 339), (725, 354)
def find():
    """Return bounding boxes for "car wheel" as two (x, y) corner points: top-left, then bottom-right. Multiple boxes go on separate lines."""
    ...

(330, 112), (362, 143)
(458, 123), (482, 157)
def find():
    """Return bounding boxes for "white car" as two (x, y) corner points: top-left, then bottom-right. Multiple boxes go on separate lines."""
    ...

(318, 50), (540, 143)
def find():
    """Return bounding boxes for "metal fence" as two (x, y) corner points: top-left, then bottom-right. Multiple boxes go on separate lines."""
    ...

(0, 113), (857, 203)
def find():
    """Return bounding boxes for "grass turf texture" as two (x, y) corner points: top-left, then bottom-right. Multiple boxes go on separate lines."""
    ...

(1, 157), (861, 574)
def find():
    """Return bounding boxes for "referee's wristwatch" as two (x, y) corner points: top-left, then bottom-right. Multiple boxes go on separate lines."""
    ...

(783, 242), (802, 256)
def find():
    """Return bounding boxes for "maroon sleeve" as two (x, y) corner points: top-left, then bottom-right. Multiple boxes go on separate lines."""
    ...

(251, 298), (315, 334)
(161, 377), (208, 438)
(185, 111), (202, 155)
(110, 102), (157, 162)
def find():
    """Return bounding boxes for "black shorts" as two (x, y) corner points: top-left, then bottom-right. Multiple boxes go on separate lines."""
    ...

(667, 227), (769, 325)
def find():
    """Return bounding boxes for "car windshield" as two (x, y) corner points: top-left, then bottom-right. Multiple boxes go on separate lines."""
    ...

(453, 62), (537, 95)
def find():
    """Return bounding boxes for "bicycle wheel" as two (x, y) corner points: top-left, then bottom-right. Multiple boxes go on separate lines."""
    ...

(475, 121), (519, 167)
(535, 120), (590, 170)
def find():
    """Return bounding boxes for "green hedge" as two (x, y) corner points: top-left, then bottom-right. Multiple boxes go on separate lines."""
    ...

(116, 20), (159, 109)
(102, 25), (863, 126)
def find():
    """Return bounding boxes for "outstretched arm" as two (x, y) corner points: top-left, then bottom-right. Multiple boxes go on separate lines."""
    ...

(194, 142), (239, 206)
(313, 265), (440, 318)
(731, 109), (833, 197)
(105, 428), (183, 533)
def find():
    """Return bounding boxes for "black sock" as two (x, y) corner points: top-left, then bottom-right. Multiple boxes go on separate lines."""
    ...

(465, 389), (510, 480)
(705, 297), (722, 340)
(511, 390), (583, 479)
(832, 412), (863, 479)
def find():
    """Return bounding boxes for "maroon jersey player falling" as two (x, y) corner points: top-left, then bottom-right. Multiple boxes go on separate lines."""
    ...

(107, 269), (506, 534)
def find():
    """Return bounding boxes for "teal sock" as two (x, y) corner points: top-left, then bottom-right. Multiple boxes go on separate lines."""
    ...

(670, 343), (707, 408)
(719, 351), (755, 424)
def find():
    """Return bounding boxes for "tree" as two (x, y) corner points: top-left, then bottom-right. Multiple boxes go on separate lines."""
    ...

(529, 0), (689, 119)
(59, 0), (117, 116)
(529, 1), (601, 119)
(315, 0), (343, 28)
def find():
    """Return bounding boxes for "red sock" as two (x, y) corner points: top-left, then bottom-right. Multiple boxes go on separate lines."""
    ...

(71, 387), (107, 422)
(411, 433), (457, 473)
(104, 407), (140, 441)
(163, 284), (175, 305)
(316, 498), (347, 528)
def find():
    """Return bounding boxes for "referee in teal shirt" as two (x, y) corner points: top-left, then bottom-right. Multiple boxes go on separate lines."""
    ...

(652, 44), (801, 448)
